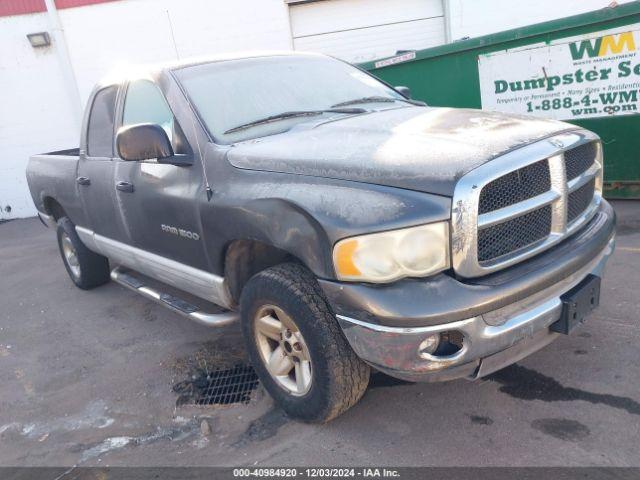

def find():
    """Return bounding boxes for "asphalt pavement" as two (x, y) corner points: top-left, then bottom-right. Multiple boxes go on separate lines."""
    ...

(0, 201), (638, 467)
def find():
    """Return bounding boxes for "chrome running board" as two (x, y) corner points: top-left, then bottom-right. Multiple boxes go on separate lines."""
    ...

(110, 266), (239, 327)
(77, 226), (233, 309)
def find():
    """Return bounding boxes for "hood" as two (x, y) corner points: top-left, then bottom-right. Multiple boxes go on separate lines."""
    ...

(226, 107), (576, 197)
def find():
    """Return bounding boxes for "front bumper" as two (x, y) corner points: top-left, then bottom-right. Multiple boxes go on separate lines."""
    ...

(321, 200), (616, 382)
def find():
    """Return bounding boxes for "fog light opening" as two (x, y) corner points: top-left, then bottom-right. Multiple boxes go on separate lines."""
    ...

(433, 331), (464, 356)
(418, 331), (465, 360)
(418, 334), (440, 358)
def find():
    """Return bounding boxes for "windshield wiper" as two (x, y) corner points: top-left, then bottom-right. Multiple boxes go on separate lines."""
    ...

(331, 96), (397, 108)
(224, 107), (366, 134)
(331, 96), (426, 108)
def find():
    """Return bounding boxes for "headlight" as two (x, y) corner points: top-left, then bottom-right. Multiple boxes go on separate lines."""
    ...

(333, 222), (450, 283)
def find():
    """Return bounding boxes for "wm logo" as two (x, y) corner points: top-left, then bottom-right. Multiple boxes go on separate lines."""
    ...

(569, 32), (636, 60)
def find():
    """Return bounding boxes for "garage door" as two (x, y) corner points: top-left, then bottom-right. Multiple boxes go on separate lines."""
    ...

(288, 0), (445, 63)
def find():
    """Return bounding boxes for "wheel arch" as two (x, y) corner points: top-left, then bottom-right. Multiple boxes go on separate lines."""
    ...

(214, 196), (336, 305)
(43, 196), (67, 221)
(223, 239), (308, 305)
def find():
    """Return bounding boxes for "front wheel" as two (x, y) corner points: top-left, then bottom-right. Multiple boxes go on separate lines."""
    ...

(240, 263), (370, 423)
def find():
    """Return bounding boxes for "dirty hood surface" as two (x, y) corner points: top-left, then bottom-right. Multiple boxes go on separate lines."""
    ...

(227, 107), (576, 197)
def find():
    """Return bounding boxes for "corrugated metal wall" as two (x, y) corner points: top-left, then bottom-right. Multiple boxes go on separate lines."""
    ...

(289, 0), (445, 63)
(0, 0), (117, 17)
(0, 0), (45, 17)
(55, 0), (118, 9)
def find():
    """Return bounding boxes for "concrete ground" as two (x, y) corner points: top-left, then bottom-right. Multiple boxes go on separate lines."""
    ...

(0, 201), (638, 467)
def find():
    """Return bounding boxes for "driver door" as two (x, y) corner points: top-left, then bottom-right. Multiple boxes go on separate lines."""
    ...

(113, 79), (208, 269)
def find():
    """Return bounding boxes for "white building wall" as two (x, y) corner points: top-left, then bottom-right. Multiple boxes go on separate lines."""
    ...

(0, 13), (80, 219)
(0, 0), (292, 220)
(59, 0), (293, 102)
(448, 0), (636, 41)
(1, 0), (637, 219)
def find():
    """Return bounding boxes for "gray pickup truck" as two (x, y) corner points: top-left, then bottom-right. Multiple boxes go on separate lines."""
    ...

(26, 52), (616, 422)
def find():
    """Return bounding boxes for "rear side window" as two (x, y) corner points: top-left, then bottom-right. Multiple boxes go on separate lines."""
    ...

(86, 86), (117, 157)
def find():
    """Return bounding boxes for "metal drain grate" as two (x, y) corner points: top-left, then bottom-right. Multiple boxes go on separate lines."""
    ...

(174, 364), (260, 406)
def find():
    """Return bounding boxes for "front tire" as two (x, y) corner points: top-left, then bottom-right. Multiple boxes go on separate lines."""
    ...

(240, 263), (370, 423)
(56, 217), (110, 290)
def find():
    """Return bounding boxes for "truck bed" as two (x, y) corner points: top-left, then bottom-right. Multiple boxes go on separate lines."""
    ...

(26, 150), (81, 220)
(43, 148), (81, 157)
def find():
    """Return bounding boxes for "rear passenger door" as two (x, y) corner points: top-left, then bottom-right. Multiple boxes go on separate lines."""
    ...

(113, 79), (208, 269)
(77, 86), (126, 243)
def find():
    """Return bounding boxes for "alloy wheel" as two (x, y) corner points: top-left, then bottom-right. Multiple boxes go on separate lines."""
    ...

(254, 304), (312, 396)
(61, 232), (81, 279)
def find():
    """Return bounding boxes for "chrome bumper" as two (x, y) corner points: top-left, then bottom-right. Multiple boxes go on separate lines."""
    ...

(337, 236), (615, 382)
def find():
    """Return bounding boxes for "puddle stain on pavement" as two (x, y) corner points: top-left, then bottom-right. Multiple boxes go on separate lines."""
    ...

(531, 418), (590, 442)
(233, 409), (289, 448)
(489, 364), (640, 416)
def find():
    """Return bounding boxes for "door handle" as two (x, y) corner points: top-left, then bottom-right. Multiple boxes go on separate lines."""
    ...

(76, 176), (91, 186)
(116, 181), (135, 193)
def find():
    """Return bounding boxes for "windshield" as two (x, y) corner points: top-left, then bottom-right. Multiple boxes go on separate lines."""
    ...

(174, 55), (405, 144)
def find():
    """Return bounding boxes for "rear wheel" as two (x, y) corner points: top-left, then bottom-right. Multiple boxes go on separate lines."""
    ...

(56, 217), (110, 290)
(240, 263), (370, 423)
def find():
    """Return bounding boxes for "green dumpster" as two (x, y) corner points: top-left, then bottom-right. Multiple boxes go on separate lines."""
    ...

(361, 2), (640, 199)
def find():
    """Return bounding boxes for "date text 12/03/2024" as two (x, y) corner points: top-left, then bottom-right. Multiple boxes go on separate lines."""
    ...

(232, 468), (401, 478)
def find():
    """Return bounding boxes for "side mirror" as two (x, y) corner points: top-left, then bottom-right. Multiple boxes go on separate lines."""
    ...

(395, 86), (412, 99)
(116, 123), (174, 161)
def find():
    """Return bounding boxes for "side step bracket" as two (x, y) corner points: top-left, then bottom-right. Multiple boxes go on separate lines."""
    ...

(110, 266), (239, 327)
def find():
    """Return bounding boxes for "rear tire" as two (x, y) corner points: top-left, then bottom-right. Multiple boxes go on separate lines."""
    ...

(240, 263), (370, 423)
(56, 217), (110, 290)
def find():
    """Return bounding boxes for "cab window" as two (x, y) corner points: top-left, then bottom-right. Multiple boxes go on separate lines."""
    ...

(86, 86), (117, 157)
(122, 80), (189, 155)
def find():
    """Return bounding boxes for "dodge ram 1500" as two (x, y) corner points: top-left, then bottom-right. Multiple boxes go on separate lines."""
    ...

(26, 52), (616, 422)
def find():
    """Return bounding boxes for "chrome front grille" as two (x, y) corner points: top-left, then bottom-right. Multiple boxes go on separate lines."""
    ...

(451, 130), (603, 278)
(477, 205), (552, 262)
(568, 178), (596, 223)
(565, 142), (598, 181)
(478, 159), (551, 214)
